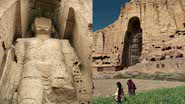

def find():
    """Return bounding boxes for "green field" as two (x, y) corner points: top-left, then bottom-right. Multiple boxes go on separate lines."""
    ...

(93, 86), (185, 104)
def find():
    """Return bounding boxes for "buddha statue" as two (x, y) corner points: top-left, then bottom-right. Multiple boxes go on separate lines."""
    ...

(14, 17), (90, 104)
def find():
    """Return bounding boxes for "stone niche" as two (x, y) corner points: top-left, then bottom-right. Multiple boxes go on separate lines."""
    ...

(20, 0), (61, 38)
(0, 0), (93, 104)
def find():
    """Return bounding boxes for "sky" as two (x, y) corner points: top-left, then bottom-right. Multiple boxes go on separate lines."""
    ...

(93, 0), (129, 32)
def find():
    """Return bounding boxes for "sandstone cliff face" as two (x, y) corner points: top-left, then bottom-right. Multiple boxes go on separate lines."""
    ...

(0, 0), (92, 103)
(93, 0), (185, 73)
(58, 0), (93, 98)
(0, 0), (20, 82)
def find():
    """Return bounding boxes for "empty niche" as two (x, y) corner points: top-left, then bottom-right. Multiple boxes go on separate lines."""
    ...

(176, 63), (180, 68)
(97, 68), (104, 72)
(162, 48), (165, 51)
(166, 46), (172, 50)
(2, 42), (5, 50)
(122, 16), (142, 67)
(150, 58), (156, 61)
(160, 56), (165, 61)
(93, 56), (110, 61)
(169, 35), (175, 38)
(155, 46), (161, 49)
(177, 46), (182, 49)
(88, 24), (92, 31)
(14, 54), (18, 63)
(156, 64), (160, 68)
(73, 61), (79, 66)
(161, 64), (165, 68)
(176, 54), (183, 58)
(103, 62), (111, 64)
(63, 7), (75, 40)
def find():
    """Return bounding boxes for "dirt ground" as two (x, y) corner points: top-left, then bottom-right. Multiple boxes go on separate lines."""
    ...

(93, 79), (185, 97)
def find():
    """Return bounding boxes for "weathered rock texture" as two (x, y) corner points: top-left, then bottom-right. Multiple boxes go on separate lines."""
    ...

(14, 38), (87, 104)
(0, 0), (92, 104)
(93, 0), (185, 75)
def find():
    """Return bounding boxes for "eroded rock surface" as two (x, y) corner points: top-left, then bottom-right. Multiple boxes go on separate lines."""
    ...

(0, 0), (92, 103)
(0, 17), (91, 104)
(92, 0), (185, 77)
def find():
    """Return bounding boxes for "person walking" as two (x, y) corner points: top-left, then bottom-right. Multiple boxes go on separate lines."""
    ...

(115, 82), (124, 104)
(127, 79), (137, 96)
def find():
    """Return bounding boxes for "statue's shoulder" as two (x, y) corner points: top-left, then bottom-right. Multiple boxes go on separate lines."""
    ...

(47, 39), (70, 44)
(16, 38), (26, 42)
(60, 39), (73, 49)
(61, 39), (70, 44)
(16, 38), (39, 44)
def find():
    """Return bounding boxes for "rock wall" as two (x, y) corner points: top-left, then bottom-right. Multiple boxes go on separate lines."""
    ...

(0, 0), (20, 79)
(119, 58), (185, 81)
(128, 58), (185, 74)
(0, 0), (93, 103)
(20, 0), (30, 37)
(0, 0), (20, 49)
(93, 0), (185, 72)
(18, 1), (93, 91)
(58, 0), (93, 97)
(0, 0), (21, 102)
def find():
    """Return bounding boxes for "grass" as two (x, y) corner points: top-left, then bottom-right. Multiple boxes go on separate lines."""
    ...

(93, 86), (185, 104)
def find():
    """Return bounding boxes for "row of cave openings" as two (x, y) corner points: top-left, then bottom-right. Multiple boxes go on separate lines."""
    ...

(121, 16), (185, 68)
(156, 62), (182, 69)
(14, 0), (76, 44)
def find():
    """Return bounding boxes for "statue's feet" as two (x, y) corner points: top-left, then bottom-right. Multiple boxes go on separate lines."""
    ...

(51, 78), (76, 96)
(45, 79), (77, 103)
(19, 99), (40, 104)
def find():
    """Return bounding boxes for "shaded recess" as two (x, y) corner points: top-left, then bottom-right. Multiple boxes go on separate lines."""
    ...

(30, 0), (60, 22)
(122, 16), (142, 67)
(26, 0), (61, 38)
(63, 7), (75, 41)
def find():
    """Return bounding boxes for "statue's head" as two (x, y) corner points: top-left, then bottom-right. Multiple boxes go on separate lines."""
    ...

(34, 17), (52, 35)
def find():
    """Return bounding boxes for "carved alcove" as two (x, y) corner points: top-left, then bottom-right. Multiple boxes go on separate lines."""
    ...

(122, 16), (142, 67)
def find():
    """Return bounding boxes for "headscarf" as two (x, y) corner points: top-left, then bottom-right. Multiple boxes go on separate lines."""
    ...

(117, 82), (123, 96)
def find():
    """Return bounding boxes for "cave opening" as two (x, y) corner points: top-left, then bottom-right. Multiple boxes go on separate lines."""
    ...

(122, 16), (142, 67)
